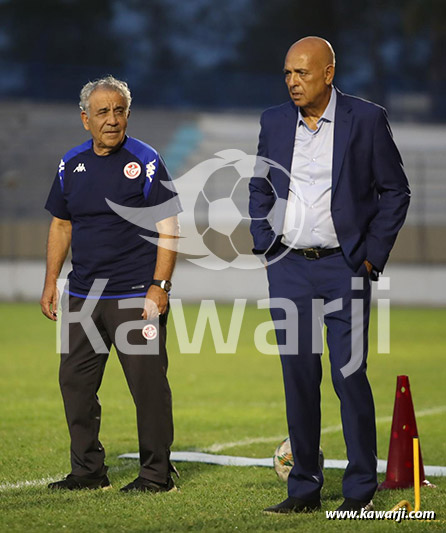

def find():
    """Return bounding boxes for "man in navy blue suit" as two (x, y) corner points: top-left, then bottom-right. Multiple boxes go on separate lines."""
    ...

(249, 37), (410, 513)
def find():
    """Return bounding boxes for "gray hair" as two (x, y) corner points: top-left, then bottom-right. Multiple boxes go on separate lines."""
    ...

(79, 75), (132, 115)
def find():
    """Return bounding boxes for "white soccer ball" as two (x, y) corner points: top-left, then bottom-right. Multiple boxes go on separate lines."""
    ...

(273, 437), (324, 482)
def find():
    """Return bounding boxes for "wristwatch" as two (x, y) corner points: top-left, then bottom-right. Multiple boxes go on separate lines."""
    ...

(152, 279), (172, 292)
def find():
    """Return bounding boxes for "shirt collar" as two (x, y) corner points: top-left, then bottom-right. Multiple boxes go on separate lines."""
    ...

(298, 86), (337, 127)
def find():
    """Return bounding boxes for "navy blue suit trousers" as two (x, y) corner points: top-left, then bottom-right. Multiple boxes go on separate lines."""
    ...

(267, 248), (377, 501)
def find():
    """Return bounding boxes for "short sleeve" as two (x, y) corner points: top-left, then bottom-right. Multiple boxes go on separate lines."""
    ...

(45, 171), (71, 220)
(144, 156), (182, 222)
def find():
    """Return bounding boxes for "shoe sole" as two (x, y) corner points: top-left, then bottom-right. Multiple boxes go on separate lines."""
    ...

(120, 485), (179, 493)
(48, 484), (113, 491)
(335, 502), (374, 512)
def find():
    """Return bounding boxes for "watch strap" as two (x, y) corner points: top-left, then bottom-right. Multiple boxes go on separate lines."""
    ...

(152, 279), (172, 292)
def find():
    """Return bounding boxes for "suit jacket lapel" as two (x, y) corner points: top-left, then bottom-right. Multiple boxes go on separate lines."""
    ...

(332, 89), (352, 197)
(275, 101), (297, 198)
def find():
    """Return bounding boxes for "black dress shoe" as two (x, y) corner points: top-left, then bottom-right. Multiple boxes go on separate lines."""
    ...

(264, 496), (321, 514)
(336, 498), (374, 512)
(120, 476), (177, 493)
(48, 473), (111, 490)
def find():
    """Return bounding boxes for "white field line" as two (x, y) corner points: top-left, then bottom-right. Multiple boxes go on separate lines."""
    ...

(0, 476), (62, 491)
(204, 435), (285, 453)
(2, 406), (445, 492)
(203, 405), (446, 453)
(0, 462), (135, 493)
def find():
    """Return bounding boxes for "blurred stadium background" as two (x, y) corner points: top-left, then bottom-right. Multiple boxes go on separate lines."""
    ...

(1, 4), (445, 530)
(0, 0), (445, 306)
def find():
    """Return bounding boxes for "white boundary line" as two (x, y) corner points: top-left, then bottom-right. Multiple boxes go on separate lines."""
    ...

(2, 406), (445, 493)
(203, 405), (446, 452)
(0, 463), (134, 493)
(117, 452), (446, 476)
(0, 476), (61, 492)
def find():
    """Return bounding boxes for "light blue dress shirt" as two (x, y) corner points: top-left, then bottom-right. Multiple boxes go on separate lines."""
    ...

(281, 88), (340, 249)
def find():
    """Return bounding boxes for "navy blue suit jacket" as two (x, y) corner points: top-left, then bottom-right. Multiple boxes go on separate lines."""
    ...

(249, 88), (411, 272)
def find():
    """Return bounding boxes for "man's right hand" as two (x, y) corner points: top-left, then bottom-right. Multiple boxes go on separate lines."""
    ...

(40, 217), (72, 321)
(40, 284), (59, 321)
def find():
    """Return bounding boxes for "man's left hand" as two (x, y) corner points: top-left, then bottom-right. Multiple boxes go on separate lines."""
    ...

(364, 260), (373, 274)
(142, 285), (168, 320)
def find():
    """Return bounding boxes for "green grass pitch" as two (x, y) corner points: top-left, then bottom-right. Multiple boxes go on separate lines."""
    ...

(0, 302), (445, 532)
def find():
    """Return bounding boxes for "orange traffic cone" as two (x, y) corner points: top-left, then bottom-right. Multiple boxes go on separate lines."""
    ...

(379, 375), (433, 490)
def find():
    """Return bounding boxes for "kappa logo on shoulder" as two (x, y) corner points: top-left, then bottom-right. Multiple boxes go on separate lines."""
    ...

(73, 163), (86, 173)
(146, 159), (157, 182)
(124, 162), (141, 179)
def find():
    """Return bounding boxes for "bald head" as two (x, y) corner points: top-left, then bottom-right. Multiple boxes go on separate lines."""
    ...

(286, 37), (335, 69)
(283, 36), (336, 115)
